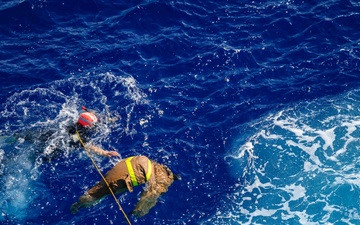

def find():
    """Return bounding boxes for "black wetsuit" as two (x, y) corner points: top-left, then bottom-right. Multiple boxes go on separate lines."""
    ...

(66, 123), (91, 146)
(8, 122), (95, 162)
(42, 122), (93, 162)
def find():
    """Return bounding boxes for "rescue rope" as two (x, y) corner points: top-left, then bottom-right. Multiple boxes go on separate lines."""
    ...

(76, 130), (132, 225)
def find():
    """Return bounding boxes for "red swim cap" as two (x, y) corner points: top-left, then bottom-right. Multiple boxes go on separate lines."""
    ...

(78, 112), (98, 127)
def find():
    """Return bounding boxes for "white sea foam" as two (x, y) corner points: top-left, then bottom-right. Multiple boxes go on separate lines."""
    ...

(219, 90), (360, 224)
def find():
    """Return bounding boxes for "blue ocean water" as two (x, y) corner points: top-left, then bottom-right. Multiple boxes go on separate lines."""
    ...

(1, 0), (360, 224)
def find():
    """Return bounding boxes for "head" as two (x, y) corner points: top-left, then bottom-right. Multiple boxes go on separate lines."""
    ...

(78, 112), (98, 127)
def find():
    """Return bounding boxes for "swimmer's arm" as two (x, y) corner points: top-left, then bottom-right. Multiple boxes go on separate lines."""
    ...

(132, 190), (160, 217)
(86, 144), (120, 157)
(133, 173), (174, 217)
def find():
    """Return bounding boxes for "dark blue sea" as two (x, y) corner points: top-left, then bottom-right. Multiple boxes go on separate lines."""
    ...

(1, 0), (360, 224)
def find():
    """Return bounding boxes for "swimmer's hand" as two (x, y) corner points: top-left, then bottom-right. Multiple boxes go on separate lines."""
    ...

(105, 150), (120, 157)
(70, 202), (80, 214)
(87, 145), (120, 157)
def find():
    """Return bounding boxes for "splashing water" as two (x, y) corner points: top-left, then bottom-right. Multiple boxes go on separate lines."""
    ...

(0, 73), (153, 224)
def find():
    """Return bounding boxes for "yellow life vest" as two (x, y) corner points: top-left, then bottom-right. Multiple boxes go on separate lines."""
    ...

(125, 156), (152, 186)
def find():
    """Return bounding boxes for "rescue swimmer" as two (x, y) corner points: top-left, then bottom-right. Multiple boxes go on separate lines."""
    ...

(65, 106), (119, 158)
(70, 155), (178, 217)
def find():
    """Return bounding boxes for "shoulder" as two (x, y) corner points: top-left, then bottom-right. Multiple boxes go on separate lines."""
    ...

(133, 155), (151, 164)
(136, 155), (150, 160)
